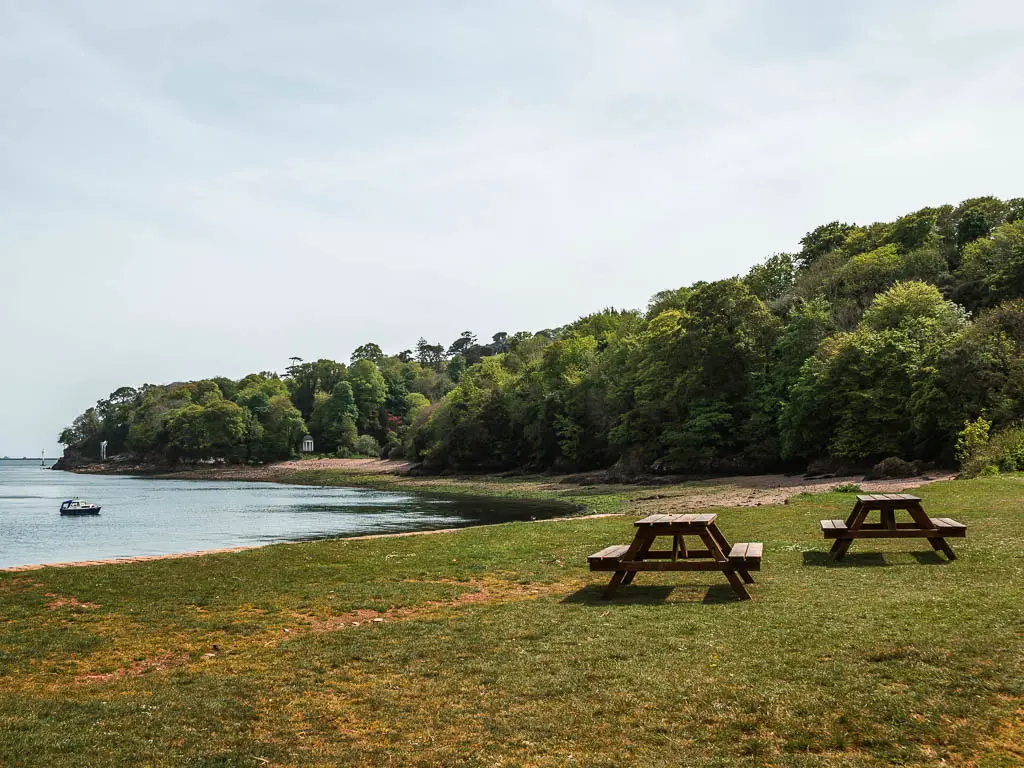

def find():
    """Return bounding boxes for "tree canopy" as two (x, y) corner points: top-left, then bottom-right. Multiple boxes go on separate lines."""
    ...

(60, 194), (1024, 474)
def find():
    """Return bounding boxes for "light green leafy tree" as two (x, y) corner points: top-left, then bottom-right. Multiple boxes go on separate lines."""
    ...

(781, 282), (968, 462)
(348, 359), (388, 435)
(958, 220), (1024, 307)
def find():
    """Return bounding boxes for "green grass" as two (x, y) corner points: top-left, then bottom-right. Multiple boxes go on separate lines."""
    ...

(1, 476), (1023, 766)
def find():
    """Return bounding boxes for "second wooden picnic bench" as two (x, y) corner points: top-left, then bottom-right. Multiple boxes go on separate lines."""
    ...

(821, 493), (966, 561)
(589, 513), (762, 600)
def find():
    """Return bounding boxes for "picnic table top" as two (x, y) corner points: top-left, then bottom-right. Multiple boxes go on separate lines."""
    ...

(855, 493), (921, 503)
(634, 513), (718, 527)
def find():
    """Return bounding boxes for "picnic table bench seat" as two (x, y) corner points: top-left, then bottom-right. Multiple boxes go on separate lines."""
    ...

(727, 542), (763, 569)
(588, 544), (630, 565)
(819, 517), (967, 538)
(820, 519), (848, 535)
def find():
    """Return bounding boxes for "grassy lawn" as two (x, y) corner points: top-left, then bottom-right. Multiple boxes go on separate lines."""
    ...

(1, 476), (1022, 766)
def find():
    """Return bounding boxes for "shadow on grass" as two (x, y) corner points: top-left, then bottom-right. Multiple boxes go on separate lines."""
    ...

(910, 550), (953, 565)
(561, 583), (748, 605)
(702, 583), (747, 604)
(802, 550), (950, 567)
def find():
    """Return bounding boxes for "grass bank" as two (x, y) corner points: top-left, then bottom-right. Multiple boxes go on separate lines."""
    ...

(1, 475), (1021, 766)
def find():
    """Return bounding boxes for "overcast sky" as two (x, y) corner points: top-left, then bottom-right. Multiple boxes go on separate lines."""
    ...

(2, 0), (1023, 457)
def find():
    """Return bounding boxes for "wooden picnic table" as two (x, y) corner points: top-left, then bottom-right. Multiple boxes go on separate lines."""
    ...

(588, 513), (762, 601)
(820, 493), (966, 561)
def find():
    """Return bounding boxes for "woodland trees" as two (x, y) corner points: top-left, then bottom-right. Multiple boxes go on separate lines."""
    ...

(61, 195), (1024, 475)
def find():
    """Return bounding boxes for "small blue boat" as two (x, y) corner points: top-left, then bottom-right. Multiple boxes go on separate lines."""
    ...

(60, 498), (101, 515)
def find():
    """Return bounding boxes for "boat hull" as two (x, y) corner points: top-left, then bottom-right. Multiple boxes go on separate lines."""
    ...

(60, 507), (101, 516)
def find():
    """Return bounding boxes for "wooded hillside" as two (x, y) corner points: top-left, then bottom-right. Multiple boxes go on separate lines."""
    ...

(60, 195), (1024, 476)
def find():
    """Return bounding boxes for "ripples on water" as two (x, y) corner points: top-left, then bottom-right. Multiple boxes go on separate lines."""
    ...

(0, 460), (575, 568)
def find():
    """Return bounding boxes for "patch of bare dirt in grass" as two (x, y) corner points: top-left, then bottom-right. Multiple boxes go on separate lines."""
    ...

(971, 699), (1024, 766)
(65, 578), (578, 686)
(0, 577), (38, 594)
(75, 652), (186, 684)
(297, 578), (578, 632)
(45, 593), (100, 610)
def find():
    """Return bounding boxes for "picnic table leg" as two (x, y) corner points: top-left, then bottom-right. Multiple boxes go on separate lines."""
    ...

(699, 529), (750, 601)
(707, 522), (732, 552)
(621, 534), (654, 586)
(906, 502), (934, 529)
(606, 530), (653, 595)
(906, 503), (957, 560)
(833, 503), (871, 561)
(881, 509), (896, 530)
(929, 537), (957, 560)
(832, 537), (855, 561)
(722, 569), (751, 600)
(603, 571), (628, 599)
(844, 498), (865, 527)
(706, 523), (754, 583)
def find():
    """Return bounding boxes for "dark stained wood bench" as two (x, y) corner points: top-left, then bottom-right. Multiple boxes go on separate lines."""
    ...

(821, 494), (966, 561)
(728, 542), (764, 569)
(588, 513), (762, 600)
(587, 544), (631, 565)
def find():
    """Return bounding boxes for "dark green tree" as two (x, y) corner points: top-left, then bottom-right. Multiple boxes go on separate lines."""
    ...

(797, 221), (856, 269)
(351, 343), (384, 363)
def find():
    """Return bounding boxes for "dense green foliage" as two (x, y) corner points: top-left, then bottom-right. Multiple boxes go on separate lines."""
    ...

(61, 195), (1024, 472)
(955, 414), (1024, 477)
(58, 336), (516, 464)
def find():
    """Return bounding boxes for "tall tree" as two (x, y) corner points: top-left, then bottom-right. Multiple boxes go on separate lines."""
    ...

(415, 338), (447, 370)
(348, 360), (388, 435)
(797, 221), (856, 269)
(351, 343), (384, 363)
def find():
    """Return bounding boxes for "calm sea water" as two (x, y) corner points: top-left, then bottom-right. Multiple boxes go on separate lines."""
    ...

(0, 460), (574, 569)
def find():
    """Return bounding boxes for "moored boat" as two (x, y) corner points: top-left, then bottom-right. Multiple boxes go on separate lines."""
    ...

(60, 498), (101, 515)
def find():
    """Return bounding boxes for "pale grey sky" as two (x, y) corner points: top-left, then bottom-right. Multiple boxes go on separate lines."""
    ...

(2, 0), (1023, 457)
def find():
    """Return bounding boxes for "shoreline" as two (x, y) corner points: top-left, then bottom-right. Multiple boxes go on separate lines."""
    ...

(0, 511), (624, 573)
(21, 458), (955, 574)
(60, 457), (957, 502)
